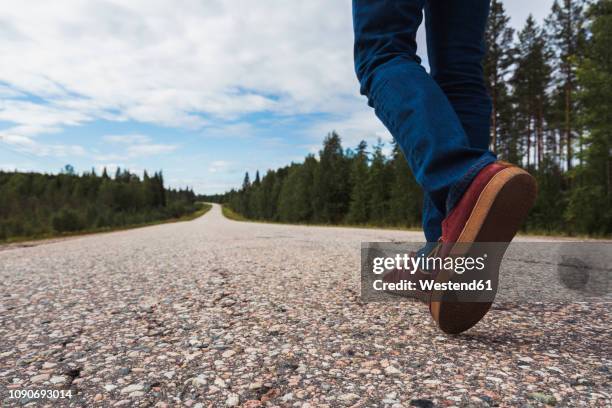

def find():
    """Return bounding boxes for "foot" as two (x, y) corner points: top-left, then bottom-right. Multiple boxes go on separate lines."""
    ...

(382, 245), (440, 302)
(429, 161), (537, 334)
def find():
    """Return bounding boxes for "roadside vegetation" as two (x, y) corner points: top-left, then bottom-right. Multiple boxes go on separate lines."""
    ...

(221, 206), (248, 222)
(0, 166), (205, 243)
(204, 0), (611, 237)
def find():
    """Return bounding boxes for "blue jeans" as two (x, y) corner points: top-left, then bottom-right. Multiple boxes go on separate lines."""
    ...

(353, 0), (496, 242)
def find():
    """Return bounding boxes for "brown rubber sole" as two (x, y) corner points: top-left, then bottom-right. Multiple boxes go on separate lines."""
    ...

(430, 166), (537, 334)
(385, 285), (430, 303)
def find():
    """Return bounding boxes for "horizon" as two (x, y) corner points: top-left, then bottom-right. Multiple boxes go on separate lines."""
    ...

(0, 0), (555, 195)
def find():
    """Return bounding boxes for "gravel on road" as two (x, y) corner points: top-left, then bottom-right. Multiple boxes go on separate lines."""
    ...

(0, 204), (609, 407)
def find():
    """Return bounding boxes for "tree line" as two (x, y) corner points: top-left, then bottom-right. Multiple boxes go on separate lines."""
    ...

(207, 0), (611, 236)
(0, 165), (198, 241)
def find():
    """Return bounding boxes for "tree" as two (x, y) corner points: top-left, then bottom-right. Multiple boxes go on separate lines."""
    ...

(546, 0), (588, 170)
(0, 168), (198, 241)
(313, 132), (351, 223)
(566, 0), (612, 234)
(388, 143), (422, 226)
(485, 0), (516, 154)
(366, 140), (392, 224)
(513, 15), (552, 169)
(347, 141), (370, 224)
(278, 158), (316, 222)
(63, 164), (75, 175)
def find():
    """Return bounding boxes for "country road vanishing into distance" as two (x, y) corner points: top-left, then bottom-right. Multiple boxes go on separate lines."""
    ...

(0, 204), (609, 407)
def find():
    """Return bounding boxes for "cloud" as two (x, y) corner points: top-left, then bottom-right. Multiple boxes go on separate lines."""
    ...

(103, 134), (151, 144)
(0, 133), (87, 157)
(303, 103), (392, 152)
(126, 143), (177, 157)
(0, 1), (360, 138)
(208, 160), (231, 174)
(200, 122), (256, 139)
(99, 133), (177, 159)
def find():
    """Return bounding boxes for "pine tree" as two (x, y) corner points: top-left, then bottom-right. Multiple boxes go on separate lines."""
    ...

(240, 172), (251, 217)
(259, 170), (277, 220)
(249, 170), (262, 218)
(566, 0), (612, 234)
(347, 141), (370, 224)
(388, 143), (422, 226)
(513, 16), (552, 169)
(485, 0), (516, 154)
(313, 132), (350, 223)
(366, 140), (392, 224)
(278, 158), (316, 222)
(546, 0), (588, 170)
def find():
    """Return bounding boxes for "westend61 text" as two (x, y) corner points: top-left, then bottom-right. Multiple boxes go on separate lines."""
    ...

(373, 279), (493, 292)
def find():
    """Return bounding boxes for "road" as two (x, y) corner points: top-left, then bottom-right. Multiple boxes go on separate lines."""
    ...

(0, 204), (609, 407)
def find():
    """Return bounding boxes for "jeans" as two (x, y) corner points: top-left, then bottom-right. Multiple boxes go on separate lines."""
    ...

(353, 0), (496, 242)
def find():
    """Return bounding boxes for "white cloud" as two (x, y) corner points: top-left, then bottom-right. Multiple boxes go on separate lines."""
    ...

(0, 0), (360, 138)
(126, 143), (177, 157)
(98, 134), (177, 159)
(208, 160), (231, 174)
(103, 134), (151, 144)
(0, 133), (87, 157)
(307, 108), (393, 151)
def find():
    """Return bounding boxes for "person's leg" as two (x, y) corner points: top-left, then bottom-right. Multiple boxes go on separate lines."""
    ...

(421, 195), (444, 244)
(353, 0), (495, 242)
(419, 0), (492, 241)
(425, 0), (491, 152)
(421, 0), (538, 335)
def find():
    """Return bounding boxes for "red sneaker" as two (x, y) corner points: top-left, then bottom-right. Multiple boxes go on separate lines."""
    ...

(430, 161), (537, 334)
(382, 246), (440, 302)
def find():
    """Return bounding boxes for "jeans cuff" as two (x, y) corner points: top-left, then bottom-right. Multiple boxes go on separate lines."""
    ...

(445, 153), (497, 214)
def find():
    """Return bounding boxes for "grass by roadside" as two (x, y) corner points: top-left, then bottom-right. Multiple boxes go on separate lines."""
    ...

(220, 204), (609, 239)
(221, 204), (422, 232)
(221, 205), (249, 222)
(0, 203), (212, 246)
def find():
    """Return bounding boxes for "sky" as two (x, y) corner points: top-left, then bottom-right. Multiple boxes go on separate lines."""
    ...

(0, 0), (555, 194)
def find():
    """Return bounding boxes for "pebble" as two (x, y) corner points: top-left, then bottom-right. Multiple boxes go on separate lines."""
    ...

(120, 384), (143, 394)
(30, 374), (50, 383)
(191, 376), (207, 387)
(338, 393), (359, 402)
(529, 392), (557, 406)
(384, 366), (402, 376)
(248, 381), (263, 390)
(225, 393), (239, 406)
(49, 376), (67, 384)
(117, 367), (131, 376)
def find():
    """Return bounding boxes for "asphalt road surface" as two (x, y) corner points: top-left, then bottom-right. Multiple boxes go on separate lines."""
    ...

(0, 204), (609, 407)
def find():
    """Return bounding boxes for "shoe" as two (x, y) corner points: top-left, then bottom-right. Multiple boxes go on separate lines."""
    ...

(382, 244), (441, 302)
(429, 161), (537, 334)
